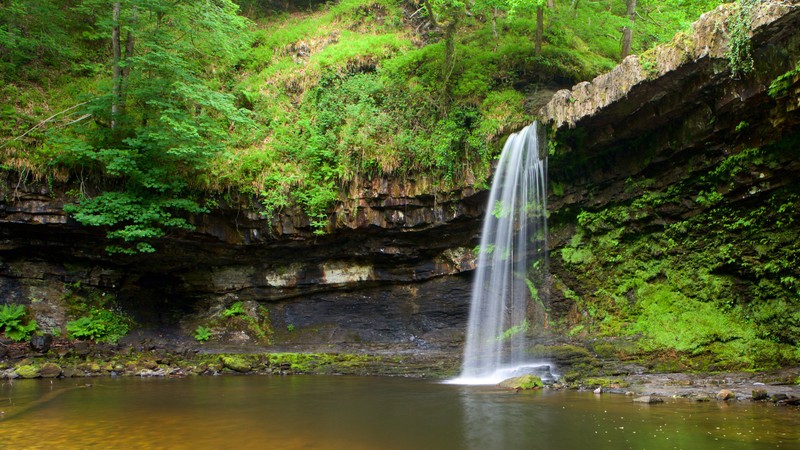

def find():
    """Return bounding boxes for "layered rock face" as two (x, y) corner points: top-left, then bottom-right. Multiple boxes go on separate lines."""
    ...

(0, 177), (485, 350)
(2, 0), (799, 353)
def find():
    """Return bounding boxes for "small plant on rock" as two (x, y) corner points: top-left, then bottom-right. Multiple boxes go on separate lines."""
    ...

(194, 325), (212, 342)
(222, 301), (246, 318)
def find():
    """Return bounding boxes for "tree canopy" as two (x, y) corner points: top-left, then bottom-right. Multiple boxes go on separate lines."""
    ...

(1, 0), (725, 250)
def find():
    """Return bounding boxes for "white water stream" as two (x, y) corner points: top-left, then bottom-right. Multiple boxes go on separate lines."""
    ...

(450, 122), (550, 385)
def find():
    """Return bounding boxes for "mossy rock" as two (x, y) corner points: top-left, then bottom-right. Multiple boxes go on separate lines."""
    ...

(582, 377), (629, 388)
(220, 355), (253, 373)
(15, 364), (40, 379)
(499, 375), (543, 390)
(528, 344), (601, 373)
(39, 363), (63, 378)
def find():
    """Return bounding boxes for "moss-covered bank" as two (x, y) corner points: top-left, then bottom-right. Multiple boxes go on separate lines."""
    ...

(544, 130), (800, 371)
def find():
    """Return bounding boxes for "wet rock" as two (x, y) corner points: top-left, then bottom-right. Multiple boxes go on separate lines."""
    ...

(752, 389), (769, 401)
(138, 369), (165, 377)
(593, 387), (603, 394)
(73, 341), (92, 356)
(779, 396), (800, 406)
(14, 364), (40, 379)
(39, 363), (62, 378)
(61, 366), (79, 378)
(499, 375), (544, 390)
(633, 395), (664, 404)
(220, 355), (253, 373)
(770, 393), (789, 402)
(716, 389), (735, 401)
(29, 334), (53, 353)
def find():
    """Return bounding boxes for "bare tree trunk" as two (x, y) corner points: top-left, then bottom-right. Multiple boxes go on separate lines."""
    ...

(535, 5), (543, 55)
(570, 0), (579, 12)
(111, 1), (121, 131)
(119, 5), (136, 118)
(621, 0), (636, 59)
(547, 0), (555, 9)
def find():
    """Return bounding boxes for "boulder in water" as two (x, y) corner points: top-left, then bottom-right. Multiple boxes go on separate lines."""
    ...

(499, 375), (543, 390)
(633, 395), (664, 404)
(716, 389), (735, 401)
(39, 363), (62, 378)
(509, 365), (556, 384)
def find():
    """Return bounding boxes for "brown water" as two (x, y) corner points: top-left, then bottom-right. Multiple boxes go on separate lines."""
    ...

(0, 376), (797, 449)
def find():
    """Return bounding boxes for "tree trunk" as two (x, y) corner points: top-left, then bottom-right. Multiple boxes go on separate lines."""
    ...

(441, 14), (459, 111)
(423, 0), (439, 28)
(621, 0), (636, 60)
(111, 1), (121, 131)
(119, 5), (136, 118)
(535, 5), (543, 55)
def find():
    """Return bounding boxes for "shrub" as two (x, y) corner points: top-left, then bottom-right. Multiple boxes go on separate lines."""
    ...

(0, 304), (38, 342)
(66, 308), (130, 343)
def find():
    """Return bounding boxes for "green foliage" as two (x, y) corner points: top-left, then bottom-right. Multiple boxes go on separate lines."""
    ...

(0, 304), (38, 342)
(768, 61), (800, 98)
(726, 0), (756, 76)
(67, 308), (130, 343)
(47, 0), (254, 253)
(557, 136), (800, 369)
(2, 0), (728, 244)
(0, 0), (82, 81)
(194, 325), (212, 342)
(286, 324), (296, 333)
(222, 301), (246, 318)
(213, 301), (273, 343)
(695, 189), (724, 207)
(62, 282), (132, 343)
(561, 246), (592, 265)
(497, 319), (530, 341)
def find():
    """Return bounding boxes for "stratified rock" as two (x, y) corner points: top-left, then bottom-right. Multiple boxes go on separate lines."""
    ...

(39, 363), (62, 378)
(29, 334), (53, 353)
(499, 374), (544, 390)
(716, 389), (736, 401)
(633, 395), (664, 404)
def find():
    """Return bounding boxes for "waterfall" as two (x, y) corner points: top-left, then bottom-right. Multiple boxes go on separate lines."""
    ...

(452, 122), (549, 384)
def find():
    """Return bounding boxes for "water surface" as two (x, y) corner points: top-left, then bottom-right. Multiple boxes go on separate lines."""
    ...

(1, 376), (796, 449)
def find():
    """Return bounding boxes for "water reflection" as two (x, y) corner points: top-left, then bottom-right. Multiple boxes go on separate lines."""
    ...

(1, 377), (797, 449)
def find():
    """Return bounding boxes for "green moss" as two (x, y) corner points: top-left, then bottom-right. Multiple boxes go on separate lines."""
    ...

(554, 140), (800, 370)
(220, 355), (255, 373)
(498, 374), (543, 390)
(582, 377), (629, 388)
(15, 364), (40, 379)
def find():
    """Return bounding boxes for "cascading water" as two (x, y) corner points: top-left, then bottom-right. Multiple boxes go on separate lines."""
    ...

(450, 122), (549, 385)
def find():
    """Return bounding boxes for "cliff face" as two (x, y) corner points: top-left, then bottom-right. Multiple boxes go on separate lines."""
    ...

(0, 177), (485, 351)
(2, 0), (799, 358)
